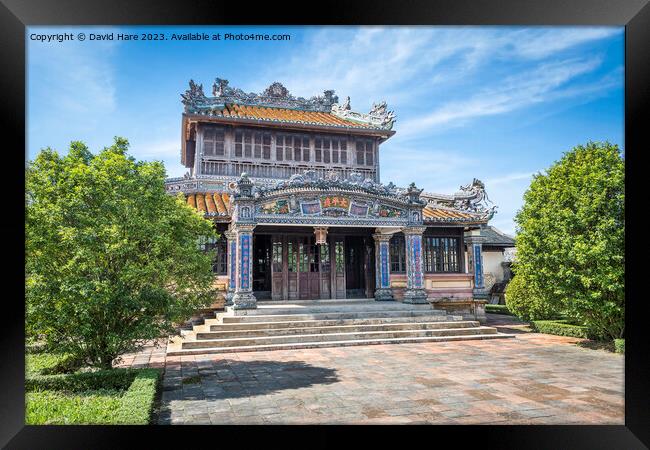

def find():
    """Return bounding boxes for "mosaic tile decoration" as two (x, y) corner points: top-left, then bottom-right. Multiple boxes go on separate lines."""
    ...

(240, 234), (251, 290)
(380, 242), (390, 288)
(229, 240), (236, 289)
(474, 244), (483, 288)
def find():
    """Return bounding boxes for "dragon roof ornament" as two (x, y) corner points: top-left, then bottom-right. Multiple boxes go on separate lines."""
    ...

(251, 169), (420, 203)
(181, 78), (396, 130)
(182, 78), (338, 113)
(331, 97), (396, 130)
(422, 178), (497, 221)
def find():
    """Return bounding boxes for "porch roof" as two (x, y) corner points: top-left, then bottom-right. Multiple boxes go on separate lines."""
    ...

(422, 205), (487, 224)
(186, 192), (232, 217)
(184, 191), (487, 225)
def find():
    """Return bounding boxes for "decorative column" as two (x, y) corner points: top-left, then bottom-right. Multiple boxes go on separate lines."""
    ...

(372, 232), (394, 301)
(466, 227), (488, 323)
(402, 226), (428, 304)
(465, 228), (487, 297)
(231, 223), (257, 309)
(229, 172), (257, 310)
(224, 229), (236, 306)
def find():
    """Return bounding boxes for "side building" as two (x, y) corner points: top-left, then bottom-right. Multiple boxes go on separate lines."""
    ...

(166, 78), (498, 321)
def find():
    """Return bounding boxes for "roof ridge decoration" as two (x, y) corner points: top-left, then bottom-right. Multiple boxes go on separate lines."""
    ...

(247, 169), (421, 203)
(422, 178), (497, 221)
(331, 96), (396, 130)
(181, 78), (396, 130)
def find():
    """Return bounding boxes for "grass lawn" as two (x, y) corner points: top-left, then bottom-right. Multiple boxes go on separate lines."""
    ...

(26, 352), (162, 425)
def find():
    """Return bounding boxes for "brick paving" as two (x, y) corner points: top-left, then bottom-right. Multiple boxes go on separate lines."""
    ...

(118, 315), (624, 425)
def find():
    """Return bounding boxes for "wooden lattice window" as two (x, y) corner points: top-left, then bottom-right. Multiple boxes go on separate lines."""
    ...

(424, 237), (460, 273)
(197, 234), (227, 275)
(356, 139), (375, 166)
(390, 234), (406, 273)
(234, 129), (270, 160)
(315, 136), (347, 165)
(203, 127), (225, 157)
(272, 240), (283, 272)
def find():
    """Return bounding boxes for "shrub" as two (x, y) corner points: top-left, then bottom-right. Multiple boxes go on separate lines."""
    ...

(513, 142), (624, 340)
(485, 304), (512, 315)
(26, 138), (217, 369)
(614, 338), (625, 354)
(505, 274), (558, 321)
(530, 320), (590, 339)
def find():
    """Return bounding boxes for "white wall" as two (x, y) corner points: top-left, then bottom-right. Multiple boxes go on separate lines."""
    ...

(483, 250), (506, 288)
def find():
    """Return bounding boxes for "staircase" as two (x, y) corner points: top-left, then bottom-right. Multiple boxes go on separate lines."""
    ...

(167, 299), (515, 355)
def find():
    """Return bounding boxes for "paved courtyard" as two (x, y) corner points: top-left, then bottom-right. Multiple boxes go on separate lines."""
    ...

(131, 317), (624, 425)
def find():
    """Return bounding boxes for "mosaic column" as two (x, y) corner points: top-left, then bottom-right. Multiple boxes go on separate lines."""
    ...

(402, 226), (428, 304)
(465, 229), (487, 296)
(465, 228), (488, 322)
(223, 230), (236, 306)
(372, 232), (394, 301)
(231, 224), (257, 309)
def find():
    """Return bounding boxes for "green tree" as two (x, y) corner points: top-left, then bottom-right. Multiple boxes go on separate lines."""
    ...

(26, 137), (216, 369)
(511, 141), (624, 339)
(504, 273), (558, 321)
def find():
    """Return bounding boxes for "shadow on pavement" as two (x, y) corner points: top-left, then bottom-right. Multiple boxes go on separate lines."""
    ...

(165, 359), (340, 400)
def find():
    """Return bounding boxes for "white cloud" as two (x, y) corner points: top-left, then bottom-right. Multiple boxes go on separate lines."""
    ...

(507, 28), (620, 59)
(482, 171), (536, 236)
(254, 27), (620, 113)
(485, 172), (535, 186)
(380, 146), (478, 188)
(397, 56), (605, 137)
(134, 137), (180, 159)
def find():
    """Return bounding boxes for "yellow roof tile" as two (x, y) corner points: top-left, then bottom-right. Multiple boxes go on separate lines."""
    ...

(206, 104), (377, 129)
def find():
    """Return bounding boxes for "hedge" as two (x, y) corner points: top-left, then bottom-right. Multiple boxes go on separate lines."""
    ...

(26, 354), (162, 425)
(614, 339), (625, 354)
(530, 320), (591, 339)
(485, 304), (512, 315)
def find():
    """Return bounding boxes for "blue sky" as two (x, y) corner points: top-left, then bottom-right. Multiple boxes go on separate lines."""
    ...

(27, 26), (624, 235)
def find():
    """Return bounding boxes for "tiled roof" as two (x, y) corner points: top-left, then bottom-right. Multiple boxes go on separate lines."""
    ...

(423, 205), (481, 223)
(195, 104), (383, 130)
(187, 192), (231, 217)
(474, 226), (515, 247)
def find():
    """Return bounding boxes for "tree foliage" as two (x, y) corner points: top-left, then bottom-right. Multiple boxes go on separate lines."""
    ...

(504, 273), (557, 321)
(26, 138), (216, 368)
(511, 141), (624, 339)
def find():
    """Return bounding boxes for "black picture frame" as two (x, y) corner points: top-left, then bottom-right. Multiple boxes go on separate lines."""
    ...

(2, 0), (648, 448)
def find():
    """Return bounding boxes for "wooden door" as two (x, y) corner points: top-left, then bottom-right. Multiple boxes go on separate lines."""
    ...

(298, 236), (320, 300)
(332, 238), (346, 298)
(308, 238), (320, 299)
(252, 235), (271, 299)
(287, 237), (299, 300)
(318, 242), (331, 299)
(345, 236), (365, 298)
(271, 235), (284, 300)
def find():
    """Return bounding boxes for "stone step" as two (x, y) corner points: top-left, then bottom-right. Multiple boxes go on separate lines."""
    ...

(221, 309), (450, 323)
(210, 314), (463, 331)
(258, 299), (377, 306)
(199, 320), (480, 339)
(167, 332), (515, 356)
(182, 326), (499, 349)
(229, 302), (436, 316)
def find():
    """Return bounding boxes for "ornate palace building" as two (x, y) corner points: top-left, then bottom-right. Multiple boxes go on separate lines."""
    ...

(166, 78), (497, 319)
